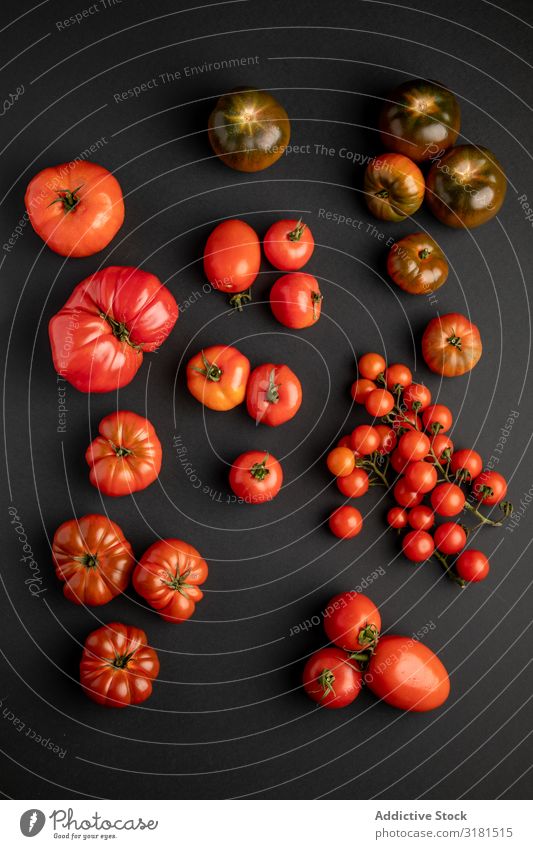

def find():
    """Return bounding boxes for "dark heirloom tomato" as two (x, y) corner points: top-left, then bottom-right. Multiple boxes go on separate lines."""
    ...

(203, 219), (261, 294)
(52, 514), (134, 606)
(133, 539), (208, 623)
(80, 622), (159, 708)
(364, 154), (425, 222)
(208, 87), (290, 172)
(86, 410), (162, 497)
(246, 363), (302, 426)
(422, 312), (482, 377)
(379, 79), (460, 162)
(387, 233), (448, 295)
(366, 635), (450, 712)
(49, 266), (178, 393)
(426, 145), (507, 228)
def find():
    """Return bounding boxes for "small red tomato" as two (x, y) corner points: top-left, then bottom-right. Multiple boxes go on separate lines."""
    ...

(455, 550), (490, 582)
(422, 404), (453, 434)
(366, 635), (450, 712)
(434, 522), (467, 555)
(303, 648), (362, 708)
(375, 424), (397, 455)
(358, 352), (386, 380)
(133, 539), (208, 623)
(391, 410), (422, 432)
(323, 591), (381, 652)
(431, 483), (465, 516)
(398, 430), (431, 462)
(337, 435), (353, 449)
(390, 449), (409, 474)
(404, 460), (438, 493)
(472, 470), (507, 505)
(408, 505), (435, 531)
(394, 478), (424, 508)
(450, 449), (483, 481)
(229, 452), (283, 504)
(403, 382), (432, 411)
(365, 388), (395, 418)
(388, 506), (409, 529)
(264, 219), (314, 270)
(329, 506), (363, 538)
(385, 363), (412, 390)
(351, 425), (380, 455)
(270, 272), (322, 328)
(337, 468), (369, 498)
(351, 378), (376, 404)
(327, 447), (356, 477)
(246, 363), (302, 426)
(429, 434), (454, 463)
(204, 219), (261, 294)
(402, 529), (435, 562)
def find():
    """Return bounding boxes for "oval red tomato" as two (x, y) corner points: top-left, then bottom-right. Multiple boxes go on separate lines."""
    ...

(323, 591), (381, 652)
(366, 635), (450, 711)
(246, 363), (302, 426)
(229, 451), (283, 504)
(422, 313), (482, 377)
(133, 539), (208, 623)
(303, 648), (362, 709)
(203, 219), (261, 297)
(264, 219), (314, 270)
(270, 272), (322, 329)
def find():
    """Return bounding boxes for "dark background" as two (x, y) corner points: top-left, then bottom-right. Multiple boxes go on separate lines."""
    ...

(1, 0), (533, 800)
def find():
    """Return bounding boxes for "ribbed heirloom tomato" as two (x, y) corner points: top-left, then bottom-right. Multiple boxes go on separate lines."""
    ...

(303, 648), (362, 709)
(52, 514), (134, 606)
(366, 635), (450, 712)
(186, 345), (250, 411)
(229, 451), (283, 504)
(422, 313), (482, 377)
(270, 272), (322, 328)
(49, 266), (179, 393)
(263, 219), (314, 271)
(246, 363), (302, 426)
(323, 591), (381, 652)
(85, 411), (162, 497)
(387, 233), (448, 295)
(133, 539), (208, 623)
(80, 622), (160, 708)
(364, 153), (425, 222)
(203, 219), (261, 304)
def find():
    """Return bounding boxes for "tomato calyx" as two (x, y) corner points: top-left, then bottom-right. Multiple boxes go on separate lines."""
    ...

(229, 289), (252, 312)
(110, 650), (136, 670)
(375, 189), (389, 199)
(288, 220), (306, 242)
(163, 568), (194, 596)
(48, 184), (84, 214)
(78, 553), (99, 569)
(446, 332), (462, 350)
(419, 248), (431, 260)
(318, 668), (336, 699)
(500, 501), (514, 517)
(357, 623), (380, 651)
(100, 313), (143, 351)
(250, 455), (270, 481)
(192, 351), (223, 382)
(311, 290), (323, 320)
(109, 441), (133, 458)
(265, 369), (280, 404)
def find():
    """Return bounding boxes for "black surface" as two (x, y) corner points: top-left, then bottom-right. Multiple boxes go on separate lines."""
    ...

(1, 0), (533, 800)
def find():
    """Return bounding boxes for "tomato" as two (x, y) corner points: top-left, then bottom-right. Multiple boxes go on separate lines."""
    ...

(422, 313), (482, 377)
(52, 514), (134, 606)
(385, 363), (412, 390)
(472, 470), (507, 505)
(270, 273), (322, 329)
(428, 434), (454, 463)
(450, 449), (483, 482)
(366, 635), (450, 711)
(375, 424), (397, 455)
(393, 479), (424, 508)
(323, 591), (381, 652)
(455, 550), (490, 582)
(404, 461), (437, 493)
(426, 145), (507, 228)
(387, 233), (448, 297)
(337, 435), (353, 449)
(246, 363), (302, 426)
(402, 529), (435, 562)
(387, 506), (408, 528)
(398, 430), (431, 462)
(303, 648), (362, 709)
(434, 522), (467, 555)
(187, 345), (250, 411)
(80, 622), (159, 708)
(408, 505), (435, 532)
(422, 404), (453, 434)
(351, 378), (376, 404)
(358, 352), (386, 380)
(379, 79), (460, 162)
(229, 451), (283, 504)
(351, 425), (380, 455)
(337, 468), (369, 498)
(133, 539), (208, 623)
(403, 382), (432, 411)
(390, 449), (409, 474)
(329, 506), (363, 539)
(327, 447), (356, 477)
(49, 266), (178, 393)
(365, 388), (395, 417)
(364, 153), (425, 222)
(431, 482), (465, 516)
(208, 87), (290, 172)
(203, 220), (260, 304)
(263, 219), (314, 270)
(25, 160), (124, 257)
(86, 411), (162, 497)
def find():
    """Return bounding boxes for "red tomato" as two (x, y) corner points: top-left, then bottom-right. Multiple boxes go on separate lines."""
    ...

(351, 378), (376, 404)
(391, 410), (422, 432)
(431, 483), (465, 516)
(387, 506), (409, 529)
(385, 363), (412, 390)
(49, 266), (178, 393)
(323, 591), (381, 652)
(422, 404), (453, 434)
(203, 219), (261, 295)
(375, 424), (397, 455)
(433, 522), (467, 555)
(337, 435), (353, 449)
(327, 447), (356, 477)
(80, 622), (159, 708)
(472, 470), (508, 505)
(365, 388), (395, 417)
(450, 449), (483, 481)
(270, 272), (322, 328)
(402, 529), (435, 561)
(393, 478), (424, 508)
(86, 411), (162, 497)
(358, 353), (386, 380)
(337, 468), (369, 498)
(263, 219), (314, 270)
(404, 460), (437, 493)
(187, 345), (250, 411)
(351, 425), (380, 455)
(429, 434), (454, 463)
(303, 648), (362, 709)
(246, 363), (302, 426)
(403, 382), (432, 411)
(398, 430), (431, 462)
(25, 160), (124, 257)
(133, 539), (208, 623)
(390, 449), (409, 474)
(455, 550), (490, 582)
(329, 506), (363, 538)
(229, 451), (283, 504)
(366, 635), (450, 711)
(52, 514), (134, 606)
(408, 505), (435, 531)
(422, 313), (482, 377)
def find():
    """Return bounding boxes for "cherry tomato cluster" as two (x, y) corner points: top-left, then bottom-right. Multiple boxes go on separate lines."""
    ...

(303, 591), (450, 712)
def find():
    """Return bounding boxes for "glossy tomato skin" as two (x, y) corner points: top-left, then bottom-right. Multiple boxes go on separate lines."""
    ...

(365, 388), (395, 417)
(450, 449), (483, 481)
(303, 648), (362, 709)
(426, 145), (507, 228)
(85, 411), (162, 497)
(133, 539), (208, 623)
(431, 483), (465, 517)
(329, 506), (363, 538)
(323, 591), (381, 652)
(336, 468), (369, 498)
(455, 550), (490, 582)
(394, 479), (424, 508)
(264, 219), (314, 270)
(364, 153), (425, 222)
(52, 514), (134, 606)
(208, 87), (290, 172)
(404, 461), (437, 493)
(434, 522), (467, 555)
(422, 313), (482, 377)
(422, 404), (453, 433)
(366, 635), (450, 711)
(203, 219), (261, 293)
(186, 345), (250, 411)
(358, 353), (386, 380)
(387, 233), (448, 295)
(388, 506), (409, 529)
(327, 447), (356, 477)
(472, 470), (507, 505)
(80, 622), (159, 708)
(403, 382), (432, 411)
(351, 378), (376, 403)
(270, 273), (322, 329)
(375, 424), (397, 455)
(25, 161), (124, 257)
(402, 529), (435, 562)
(49, 266), (178, 393)
(379, 79), (460, 162)
(246, 363), (302, 426)
(408, 505), (435, 532)
(351, 425), (380, 455)
(229, 451), (283, 504)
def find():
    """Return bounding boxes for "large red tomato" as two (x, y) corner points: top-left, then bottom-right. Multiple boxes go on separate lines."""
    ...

(49, 266), (178, 393)
(133, 539), (208, 623)
(303, 648), (362, 709)
(246, 363), (302, 426)
(323, 592), (381, 653)
(422, 313), (482, 377)
(186, 345), (250, 411)
(203, 219), (261, 303)
(229, 451), (283, 504)
(270, 273), (322, 329)
(366, 635), (450, 711)
(85, 410), (162, 497)
(52, 514), (134, 606)
(80, 622), (159, 708)
(364, 153), (425, 222)
(25, 160), (124, 257)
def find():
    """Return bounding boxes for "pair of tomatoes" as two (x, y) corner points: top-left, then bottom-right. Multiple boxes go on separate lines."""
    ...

(303, 591), (450, 712)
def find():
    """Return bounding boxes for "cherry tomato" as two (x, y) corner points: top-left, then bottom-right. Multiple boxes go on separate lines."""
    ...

(365, 635), (450, 711)
(390, 449), (409, 474)
(351, 425), (380, 455)
(402, 529), (435, 562)
(431, 482), (465, 516)
(229, 451), (283, 504)
(472, 470), (507, 505)
(246, 363), (302, 426)
(327, 447), (355, 477)
(385, 363), (413, 390)
(450, 449), (483, 482)
(398, 430), (431, 462)
(391, 410), (422, 432)
(323, 591), (381, 652)
(375, 424), (397, 455)
(364, 153), (425, 222)
(337, 435), (353, 449)
(85, 411), (162, 497)
(336, 468), (369, 498)
(203, 220), (261, 299)
(434, 522), (467, 555)
(264, 219), (314, 270)
(303, 648), (362, 709)
(426, 145), (506, 228)
(393, 478), (424, 508)
(404, 460), (438, 493)
(387, 233), (448, 295)
(358, 352), (386, 380)
(329, 506), (363, 539)
(455, 550), (490, 582)
(133, 539), (208, 623)
(408, 505), (435, 531)
(351, 378), (376, 404)
(365, 388), (395, 417)
(270, 272), (322, 329)
(422, 313), (482, 377)
(422, 404), (453, 434)
(387, 506), (409, 528)
(187, 345), (250, 411)
(403, 383), (432, 411)
(429, 434), (454, 463)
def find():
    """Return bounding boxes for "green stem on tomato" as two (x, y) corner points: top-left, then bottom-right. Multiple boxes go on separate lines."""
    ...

(432, 549), (466, 588)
